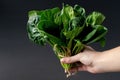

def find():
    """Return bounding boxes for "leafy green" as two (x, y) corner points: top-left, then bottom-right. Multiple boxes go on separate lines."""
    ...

(27, 8), (66, 46)
(86, 11), (105, 26)
(27, 4), (108, 77)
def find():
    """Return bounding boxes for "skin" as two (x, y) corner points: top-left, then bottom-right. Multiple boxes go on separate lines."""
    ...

(60, 46), (120, 74)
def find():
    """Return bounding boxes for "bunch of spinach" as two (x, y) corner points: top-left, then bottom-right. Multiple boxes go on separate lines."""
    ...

(27, 4), (108, 77)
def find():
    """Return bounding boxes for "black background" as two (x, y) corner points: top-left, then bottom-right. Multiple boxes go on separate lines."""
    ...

(0, 0), (120, 80)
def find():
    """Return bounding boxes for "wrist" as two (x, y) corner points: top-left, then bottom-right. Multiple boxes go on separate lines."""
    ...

(92, 48), (120, 73)
(91, 51), (106, 73)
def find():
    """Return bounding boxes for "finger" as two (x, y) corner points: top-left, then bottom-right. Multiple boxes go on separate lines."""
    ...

(69, 67), (78, 73)
(68, 66), (87, 73)
(78, 66), (88, 71)
(60, 54), (80, 64)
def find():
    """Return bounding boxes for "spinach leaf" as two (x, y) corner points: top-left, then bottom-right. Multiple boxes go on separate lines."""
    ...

(82, 27), (97, 42)
(85, 25), (108, 45)
(27, 8), (65, 46)
(86, 11), (105, 26)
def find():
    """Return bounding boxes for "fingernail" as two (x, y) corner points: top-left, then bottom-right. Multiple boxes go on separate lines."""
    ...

(60, 58), (64, 62)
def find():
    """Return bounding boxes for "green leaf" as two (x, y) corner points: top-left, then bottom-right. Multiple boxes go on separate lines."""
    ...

(86, 25), (108, 44)
(70, 5), (86, 29)
(27, 8), (65, 46)
(61, 4), (75, 31)
(37, 8), (61, 37)
(63, 27), (84, 39)
(82, 27), (97, 42)
(86, 11), (105, 26)
(74, 4), (86, 17)
(54, 11), (62, 26)
(63, 4), (75, 20)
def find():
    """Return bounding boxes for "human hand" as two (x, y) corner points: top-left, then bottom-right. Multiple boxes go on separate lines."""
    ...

(61, 46), (120, 76)
(60, 46), (100, 75)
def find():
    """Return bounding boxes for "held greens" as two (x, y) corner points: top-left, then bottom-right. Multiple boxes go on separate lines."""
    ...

(27, 4), (108, 77)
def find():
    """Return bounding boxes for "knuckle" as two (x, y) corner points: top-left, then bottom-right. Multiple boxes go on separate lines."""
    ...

(65, 58), (71, 63)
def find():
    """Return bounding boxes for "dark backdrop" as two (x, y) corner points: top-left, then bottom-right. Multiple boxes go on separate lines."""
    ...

(0, 0), (120, 80)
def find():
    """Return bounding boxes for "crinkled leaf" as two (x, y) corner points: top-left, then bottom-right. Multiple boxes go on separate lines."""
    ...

(54, 11), (62, 26)
(86, 11), (105, 26)
(27, 9), (65, 46)
(36, 8), (61, 37)
(64, 27), (84, 39)
(74, 5), (86, 17)
(61, 4), (75, 31)
(61, 5), (86, 39)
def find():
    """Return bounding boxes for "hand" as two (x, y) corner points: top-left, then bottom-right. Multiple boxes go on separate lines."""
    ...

(60, 46), (100, 74)
(60, 46), (120, 75)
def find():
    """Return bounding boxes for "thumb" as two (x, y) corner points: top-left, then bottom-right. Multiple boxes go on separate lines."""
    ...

(60, 54), (80, 64)
(60, 52), (94, 66)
